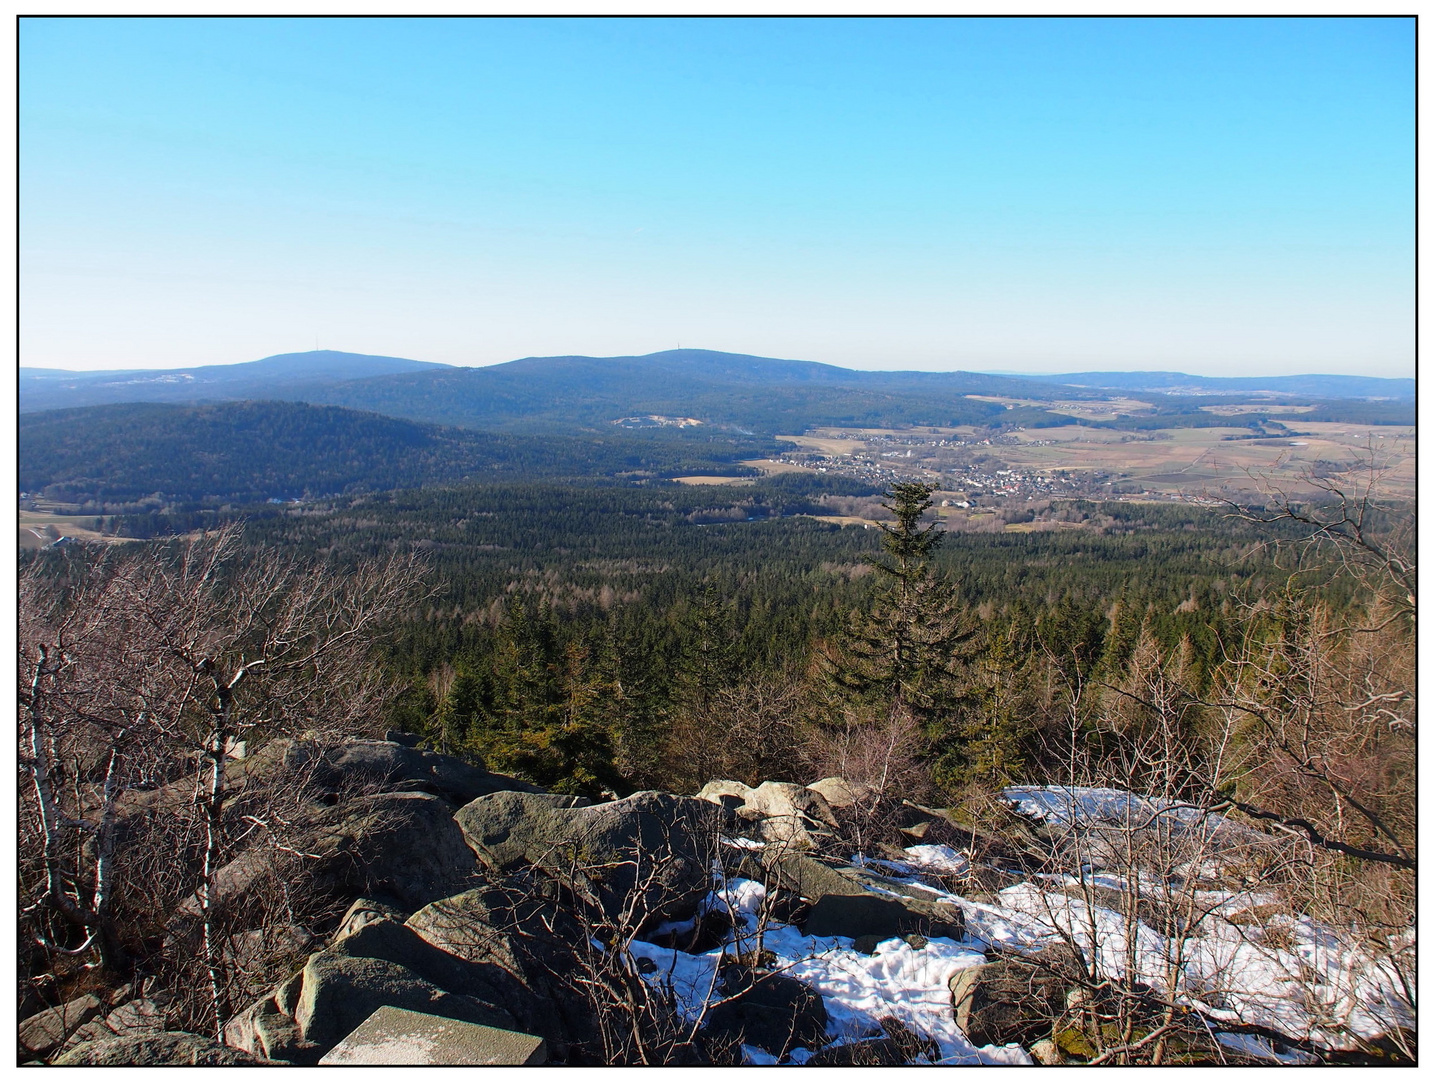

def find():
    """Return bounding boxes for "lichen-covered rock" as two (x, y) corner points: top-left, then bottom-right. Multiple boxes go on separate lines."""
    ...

(173, 791), (479, 932)
(703, 969), (829, 1057)
(807, 776), (874, 810)
(405, 878), (607, 1060)
(224, 995), (317, 1063)
(451, 791), (594, 869)
(19, 993), (104, 1059)
(695, 779), (754, 808)
(306, 791), (481, 909)
(763, 851), (866, 900)
(1030, 1037), (1064, 1064)
(100, 996), (168, 1039)
(761, 851), (964, 941)
(803, 889), (964, 942)
(745, 781), (840, 849)
(331, 896), (411, 944)
(455, 790), (728, 925)
(53, 1032), (262, 1065)
(949, 945), (1080, 1049)
(294, 952), (513, 1052)
(317, 740), (544, 806)
(696, 779), (839, 850)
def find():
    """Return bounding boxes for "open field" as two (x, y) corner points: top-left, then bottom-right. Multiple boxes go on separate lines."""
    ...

(670, 475), (756, 486)
(996, 424), (1414, 497)
(788, 425), (985, 447)
(1044, 398), (1157, 420)
(776, 433), (865, 455)
(739, 458), (819, 476)
(784, 419), (1415, 502)
(798, 513), (883, 528)
(1002, 520), (1090, 533)
(18, 511), (136, 549)
(1200, 403), (1319, 416)
(672, 457), (824, 483)
(964, 395), (1049, 409)
(965, 395), (1155, 419)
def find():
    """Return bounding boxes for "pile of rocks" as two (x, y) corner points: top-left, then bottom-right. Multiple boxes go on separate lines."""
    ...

(34, 747), (1059, 1066)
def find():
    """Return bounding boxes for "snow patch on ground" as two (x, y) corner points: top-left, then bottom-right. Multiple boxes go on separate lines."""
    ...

(903, 843), (972, 875)
(628, 784), (1413, 1062)
(627, 877), (1030, 1064)
(1216, 1033), (1319, 1064)
(1001, 784), (1262, 850)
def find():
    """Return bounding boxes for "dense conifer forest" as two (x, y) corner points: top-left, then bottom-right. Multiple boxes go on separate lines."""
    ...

(19, 401), (777, 507)
(66, 476), (1341, 800)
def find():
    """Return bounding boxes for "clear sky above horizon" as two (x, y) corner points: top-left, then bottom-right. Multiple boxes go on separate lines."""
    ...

(21, 17), (1414, 376)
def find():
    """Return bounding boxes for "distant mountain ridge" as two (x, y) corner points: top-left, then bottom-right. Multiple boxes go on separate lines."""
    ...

(19, 350), (448, 411)
(20, 349), (1069, 431)
(296, 349), (1077, 432)
(19, 348), (1414, 433)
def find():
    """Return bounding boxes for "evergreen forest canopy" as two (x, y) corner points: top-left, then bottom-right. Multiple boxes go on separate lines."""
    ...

(18, 401), (778, 508)
(50, 469), (1403, 813)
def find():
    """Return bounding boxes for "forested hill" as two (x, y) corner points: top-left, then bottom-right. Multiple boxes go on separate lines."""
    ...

(18, 350), (448, 412)
(17, 400), (774, 507)
(298, 351), (1055, 433)
(21, 348), (1414, 432)
(21, 349), (1072, 432)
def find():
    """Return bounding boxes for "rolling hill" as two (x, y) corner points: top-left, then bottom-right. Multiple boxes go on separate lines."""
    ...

(18, 400), (774, 508)
(295, 350), (1070, 433)
(18, 350), (450, 412)
(18, 349), (1415, 435)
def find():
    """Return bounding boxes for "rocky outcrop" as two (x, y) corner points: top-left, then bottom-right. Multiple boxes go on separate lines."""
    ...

(456, 789), (730, 925)
(315, 740), (545, 806)
(19, 993), (105, 1059)
(452, 791), (595, 868)
(704, 968), (829, 1058)
(228, 876), (609, 1064)
(303, 790), (482, 909)
(806, 776), (874, 810)
(180, 789), (481, 928)
(763, 851), (965, 942)
(295, 951), (512, 1052)
(226, 903), (520, 1062)
(319, 1005), (549, 1064)
(331, 896), (410, 943)
(695, 779), (753, 808)
(53, 1032), (262, 1065)
(696, 779), (839, 850)
(949, 944), (1082, 1049)
(406, 880), (603, 1058)
(43, 745), (1336, 1068)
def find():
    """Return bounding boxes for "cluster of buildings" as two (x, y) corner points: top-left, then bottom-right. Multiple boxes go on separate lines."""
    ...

(770, 431), (1116, 504)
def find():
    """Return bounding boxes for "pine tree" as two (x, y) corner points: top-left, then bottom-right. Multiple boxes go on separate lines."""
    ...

(817, 482), (974, 720)
(675, 584), (738, 710)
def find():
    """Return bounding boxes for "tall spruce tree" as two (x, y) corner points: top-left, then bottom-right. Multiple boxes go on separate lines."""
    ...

(819, 482), (974, 718)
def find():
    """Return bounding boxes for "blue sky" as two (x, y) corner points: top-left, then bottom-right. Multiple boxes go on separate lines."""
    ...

(20, 17), (1413, 376)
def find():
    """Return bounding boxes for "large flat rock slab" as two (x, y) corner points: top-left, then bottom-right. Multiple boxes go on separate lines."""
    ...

(318, 1006), (547, 1065)
(19, 993), (104, 1058)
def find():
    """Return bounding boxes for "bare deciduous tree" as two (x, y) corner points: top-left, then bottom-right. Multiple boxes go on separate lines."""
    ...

(1222, 436), (1415, 618)
(18, 525), (427, 1038)
(663, 668), (805, 792)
